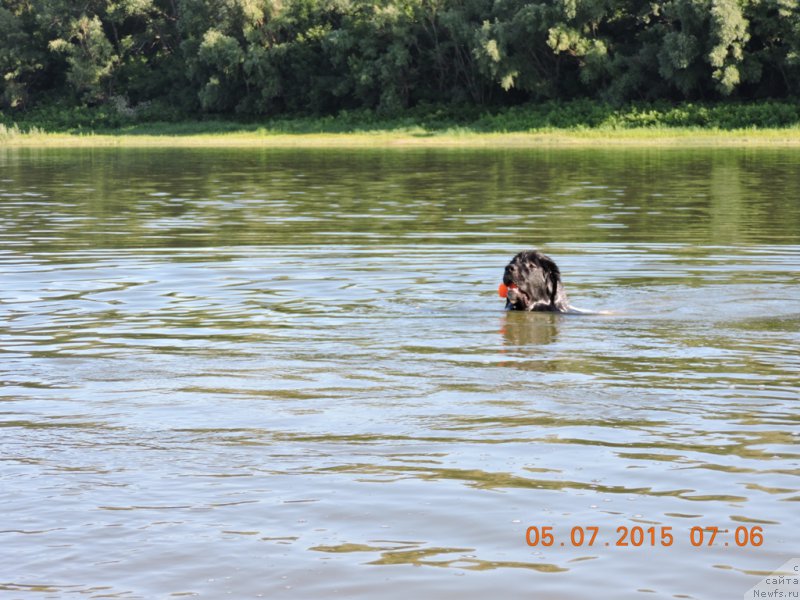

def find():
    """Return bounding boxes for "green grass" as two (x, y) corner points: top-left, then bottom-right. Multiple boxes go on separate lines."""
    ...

(3, 100), (800, 147)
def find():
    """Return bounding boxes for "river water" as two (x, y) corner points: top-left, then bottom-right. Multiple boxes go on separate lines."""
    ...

(1, 147), (798, 599)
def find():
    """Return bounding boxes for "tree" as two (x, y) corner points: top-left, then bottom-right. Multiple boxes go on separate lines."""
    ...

(49, 14), (118, 101)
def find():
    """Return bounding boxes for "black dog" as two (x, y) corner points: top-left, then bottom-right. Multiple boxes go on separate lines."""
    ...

(502, 250), (571, 312)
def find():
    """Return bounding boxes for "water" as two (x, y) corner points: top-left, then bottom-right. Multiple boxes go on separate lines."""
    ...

(1, 148), (798, 599)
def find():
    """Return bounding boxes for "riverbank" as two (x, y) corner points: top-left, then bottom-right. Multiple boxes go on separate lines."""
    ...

(3, 101), (800, 148)
(3, 125), (800, 148)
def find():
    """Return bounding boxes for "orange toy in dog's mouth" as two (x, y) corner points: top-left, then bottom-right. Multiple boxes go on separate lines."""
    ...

(498, 283), (517, 298)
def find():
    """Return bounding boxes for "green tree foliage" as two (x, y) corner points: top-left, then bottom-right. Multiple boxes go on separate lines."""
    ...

(49, 14), (118, 101)
(1, 0), (799, 115)
(0, 5), (40, 107)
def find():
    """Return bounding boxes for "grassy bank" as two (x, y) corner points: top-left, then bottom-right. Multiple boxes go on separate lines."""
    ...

(4, 125), (800, 148)
(3, 101), (800, 148)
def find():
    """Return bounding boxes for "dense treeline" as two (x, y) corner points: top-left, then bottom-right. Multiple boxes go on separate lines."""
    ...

(1, 0), (799, 118)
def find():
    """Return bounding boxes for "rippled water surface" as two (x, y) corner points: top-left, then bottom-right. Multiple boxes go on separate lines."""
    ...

(1, 148), (798, 599)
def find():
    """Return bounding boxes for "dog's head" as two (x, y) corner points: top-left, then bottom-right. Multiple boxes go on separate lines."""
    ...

(502, 250), (569, 312)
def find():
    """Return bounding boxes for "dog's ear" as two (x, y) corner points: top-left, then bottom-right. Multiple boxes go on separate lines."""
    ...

(547, 270), (559, 308)
(540, 257), (560, 308)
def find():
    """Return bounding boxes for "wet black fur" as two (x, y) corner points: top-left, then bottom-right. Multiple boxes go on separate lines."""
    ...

(502, 250), (570, 312)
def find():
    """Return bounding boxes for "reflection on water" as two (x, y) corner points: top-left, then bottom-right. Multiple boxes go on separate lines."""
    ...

(501, 311), (563, 345)
(1, 147), (799, 250)
(0, 148), (798, 600)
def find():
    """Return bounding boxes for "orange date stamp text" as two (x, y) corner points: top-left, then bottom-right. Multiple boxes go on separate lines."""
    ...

(525, 525), (764, 548)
